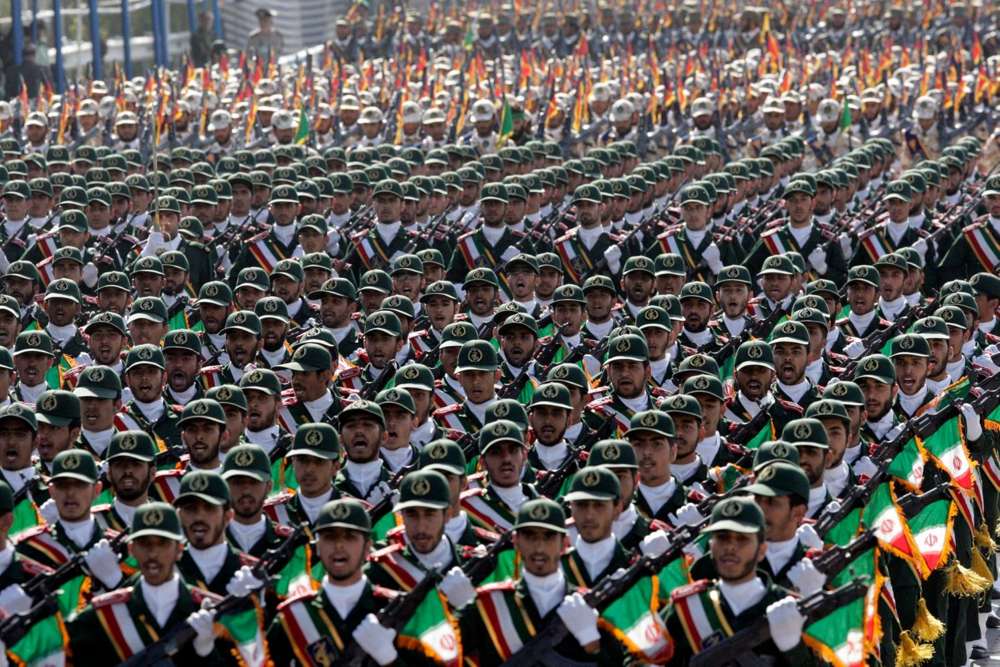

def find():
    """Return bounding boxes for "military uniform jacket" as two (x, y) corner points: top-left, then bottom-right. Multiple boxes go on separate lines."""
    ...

(0, 219), (36, 264)
(67, 580), (232, 666)
(368, 538), (462, 592)
(745, 222), (847, 285)
(113, 400), (183, 451)
(562, 540), (633, 588)
(334, 464), (393, 502)
(849, 222), (922, 266)
(461, 483), (540, 533)
(230, 229), (299, 287)
(225, 516), (295, 559)
(634, 478), (689, 524)
(277, 388), (343, 434)
(264, 487), (340, 532)
(445, 226), (526, 285)
(940, 217), (1000, 278)
(433, 401), (490, 437)
(178, 544), (252, 596)
(582, 391), (657, 438)
(553, 227), (616, 284)
(645, 226), (717, 283)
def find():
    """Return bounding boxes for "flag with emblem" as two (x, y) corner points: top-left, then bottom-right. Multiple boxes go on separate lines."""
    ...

(9, 614), (67, 667)
(885, 436), (925, 491)
(293, 107), (309, 144)
(862, 482), (921, 570)
(397, 591), (462, 666)
(216, 606), (268, 667)
(919, 416), (976, 496)
(908, 496), (954, 572)
(802, 597), (867, 667)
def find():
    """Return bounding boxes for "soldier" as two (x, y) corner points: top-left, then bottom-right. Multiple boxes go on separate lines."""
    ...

(246, 7), (284, 57)
(11, 331), (55, 402)
(335, 399), (394, 503)
(34, 389), (81, 475)
(94, 431), (157, 531)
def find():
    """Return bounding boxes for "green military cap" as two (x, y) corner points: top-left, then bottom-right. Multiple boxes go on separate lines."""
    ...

(380, 295), (416, 322)
(505, 253), (539, 275)
(396, 469), (451, 511)
(572, 184), (602, 203)
(416, 248), (446, 269)
(132, 255), (166, 276)
(0, 402), (35, 431)
(805, 399), (851, 425)
(339, 399), (386, 428)
(46, 145), (71, 164)
(179, 399), (227, 427)
(418, 439), (467, 476)
(582, 276), (617, 296)
(498, 312), (538, 337)
(943, 291), (979, 316)
(792, 295), (830, 316)
(680, 184), (711, 205)
(297, 215), (327, 235)
(901, 171), (926, 194)
(0, 295), (15, 320)
(376, 387), (416, 415)
(682, 374), (725, 401)
(479, 419), (525, 454)
(74, 365), (122, 399)
(222, 443), (271, 482)
(822, 381), (864, 406)
(529, 382), (572, 410)
(163, 329), (202, 355)
(255, 297), (290, 323)
(846, 265), (880, 287)
(703, 496), (765, 534)
(587, 439), (638, 470)
(935, 305), (968, 329)
(287, 422), (341, 460)
(210, 178), (232, 200)
(983, 174), (1000, 197)
(421, 281), (460, 303)
(394, 364), (434, 392)
(441, 322), (478, 349)
(479, 182), (508, 203)
(513, 497), (565, 533)
(14, 331), (54, 357)
(803, 279), (839, 299)
(716, 265), (753, 286)
(854, 355), (895, 384)
(107, 431), (157, 463)
(364, 310), (402, 338)
(939, 279), (973, 297)
(269, 184), (299, 204)
(130, 502), (184, 541)
(735, 340), (775, 371)
(791, 307), (828, 331)
(565, 466), (621, 502)
(760, 255), (795, 275)
(606, 334), (649, 363)
(680, 281), (714, 303)
(485, 400), (528, 432)
(463, 267), (500, 289)
(50, 244), (83, 267)
(197, 281), (233, 307)
(635, 306), (670, 331)
(782, 417), (830, 449)
(44, 278), (82, 305)
(206, 385), (247, 412)
(316, 498), (372, 533)
(357, 270), (392, 295)
(874, 252), (908, 273)
(222, 310), (262, 336)
(0, 347), (12, 371)
(889, 333), (930, 358)
(124, 344), (165, 371)
(372, 179), (404, 199)
(651, 253), (683, 277)
(769, 320), (810, 346)
(239, 368), (282, 396)
(299, 255), (331, 273)
(271, 259), (304, 283)
(456, 339), (499, 372)
(912, 316), (950, 340)
(151, 195), (180, 214)
(783, 179), (816, 198)
(677, 354), (720, 379)
(745, 461), (810, 503)
(546, 362), (589, 390)
(28, 177), (53, 197)
(896, 247), (923, 271)
(1, 181), (28, 199)
(660, 393), (703, 421)
(35, 390), (80, 427)
(623, 256), (655, 276)
(278, 344), (332, 373)
(128, 297), (168, 324)
(626, 409), (676, 438)
(56, 209), (88, 232)
(753, 440), (800, 471)
(50, 449), (98, 483)
(389, 254), (423, 276)
(59, 186), (88, 209)
(312, 277), (358, 301)
(883, 179), (913, 202)
(177, 217), (205, 242)
(190, 184), (218, 206)
(176, 470), (230, 506)
(234, 268), (270, 292)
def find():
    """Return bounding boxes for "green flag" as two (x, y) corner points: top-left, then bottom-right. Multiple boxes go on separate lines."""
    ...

(497, 98), (514, 148)
(838, 102), (852, 131)
(745, 419), (774, 450)
(293, 107), (309, 145)
(908, 497), (953, 573)
(9, 614), (67, 667)
(862, 482), (919, 566)
(398, 591), (462, 666)
(217, 606), (268, 667)
(919, 416), (975, 495)
(803, 597), (866, 667)
(885, 436), (925, 491)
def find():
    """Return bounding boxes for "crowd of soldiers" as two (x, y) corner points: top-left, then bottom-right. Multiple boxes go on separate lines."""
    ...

(0, 0), (996, 665)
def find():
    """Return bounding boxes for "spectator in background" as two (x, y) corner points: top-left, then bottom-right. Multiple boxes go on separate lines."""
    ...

(190, 11), (213, 67)
(19, 44), (50, 99)
(246, 8), (284, 58)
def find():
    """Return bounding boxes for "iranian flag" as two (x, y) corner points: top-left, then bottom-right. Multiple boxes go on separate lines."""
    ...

(9, 614), (67, 667)
(885, 436), (926, 491)
(919, 416), (976, 496)
(745, 420), (774, 450)
(862, 482), (920, 568)
(600, 559), (688, 663)
(217, 606), (268, 667)
(398, 591), (462, 666)
(272, 543), (313, 598)
(907, 497), (954, 573)
(803, 598), (866, 667)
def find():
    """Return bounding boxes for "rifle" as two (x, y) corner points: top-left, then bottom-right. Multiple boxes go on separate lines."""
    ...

(21, 529), (129, 601)
(365, 457), (420, 528)
(0, 596), (60, 646)
(359, 361), (398, 401)
(497, 324), (569, 400)
(838, 296), (935, 380)
(688, 579), (870, 667)
(537, 417), (615, 498)
(713, 303), (789, 365)
(726, 404), (772, 447)
(119, 524), (309, 667)
(462, 531), (514, 584)
(342, 568), (442, 666)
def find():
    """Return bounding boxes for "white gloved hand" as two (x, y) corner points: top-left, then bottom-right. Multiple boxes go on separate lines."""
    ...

(366, 481), (393, 506)
(704, 243), (724, 274)
(807, 246), (828, 274)
(912, 237), (928, 259)
(187, 606), (217, 657)
(604, 245), (623, 274)
(844, 338), (866, 359)
(640, 529), (671, 558)
(839, 236), (853, 259)
(439, 566), (476, 609)
(787, 558), (827, 597)
(961, 402), (983, 441)
(671, 503), (705, 527)
(795, 524), (824, 550)
(352, 613), (399, 666)
(214, 243), (226, 259)
(0, 584), (34, 615)
(556, 592), (600, 647)
(852, 456), (879, 480)
(886, 422), (908, 442)
(974, 353), (1000, 376)
(81, 262), (99, 289)
(37, 498), (58, 525)
(83, 538), (123, 589)
(225, 565), (265, 598)
(766, 596), (806, 652)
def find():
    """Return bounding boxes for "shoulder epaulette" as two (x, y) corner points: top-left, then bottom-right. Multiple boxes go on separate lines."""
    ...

(92, 587), (134, 607)
(190, 587), (223, 606)
(585, 395), (614, 411)
(433, 403), (463, 417)
(273, 523), (294, 537)
(277, 589), (318, 610)
(338, 367), (363, 380)
(13, 524), (52, 543)
(774, 399), (804, 414)
(372, 585), (401, 600)
(248, 230), (269, 243)
(264, 492), (295, 507)
(459, 486), (487, 501)
(478, 581), (517, 593)
(473, 526), (501, 543)
(670, 579), (710, 602)
(369, 542), (405, 561)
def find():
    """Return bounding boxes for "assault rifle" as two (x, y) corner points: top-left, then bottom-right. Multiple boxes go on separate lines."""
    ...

(462, 531), (514, 584)
(0, 596), (60, 646)
(359, 361), (398, 401)
(20, 529), (129, 602)
(713, 304), (789, 365)
(535, 417), (614, 499)
(497, 324), (569, 400)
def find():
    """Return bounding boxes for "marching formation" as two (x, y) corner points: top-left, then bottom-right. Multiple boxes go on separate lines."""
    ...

(0, 1), (997, 665)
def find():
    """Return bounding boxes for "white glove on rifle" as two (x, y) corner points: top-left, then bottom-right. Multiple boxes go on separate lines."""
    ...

(352, 613), (399, 666)
(912, 237), (929, 260)
(605, 245), (622, 274)
(225, 565), (266, 598)
(960, 402), (983, 441)
(807, 246), (828, 275)
(787, 558), (827, 597)
(852, 456), (879, 480)
(84, 538), (123, 589)
(640, 529), (671, 558)
(766, 596), (806, 652)
(844, 339), (866, 359)
(37, 498), (58, 526)
(703, 243), (724, 274)
(82, 262), (99, 289)
(839, 236), (853, 259)
(187, 604), (217, 657)
(671, 503), (705, 528)
(795, 524), (824, 550)
(439, 566), (476, 609)
(556, 592), (600, 647)
(0, 584), (33, 615)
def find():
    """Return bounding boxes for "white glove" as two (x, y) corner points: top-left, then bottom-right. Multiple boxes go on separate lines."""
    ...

(795, 524), (824, 550)
(214, 243), (227, 259)
(766, 596), (806, 652)
(886, 422), (908, 442)
(852, 456), (879, 480)
(0, 638), (6, 667)
(82, 262), (99, 289)
(787, 558), (827, 597)
(807, 246), (828, 274)
(844, 339), (866, 359)
(556, 592), (600, 647)
(141, 230), (166, 256)
(605, 245), (622, 274)
(839, 235), (853, 259)
(439, 566), (476, 609)
(640, 529), (671, 558)
(366, 482), (395, 506)
(352, 613), (399, 666)
(0, 584), (33, 615)
(187, 605), (217, 657)
(37, 498), (58, 525)
(225, 565), (265, 598)
(912, 237), (928, 260)
(83, 538), (123, 589)
(671, 503), (705, 527)
(704, 243), (724, 274)
(961, 402), (983, 441)
(974, 353), (1000, 376)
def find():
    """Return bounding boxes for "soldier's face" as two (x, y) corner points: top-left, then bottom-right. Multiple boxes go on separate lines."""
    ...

(13, 351), (52, 387)
(755, 494), (802, 542)
(681, 298), (712, 332)
(422, 295), (457, 332)
(785, 192), (814, 224)
(608, 359), (649, 399)
(984, 194), (1000, 218)
(551, 302), (582, 335)
(317, 527), (370, 582)
(50, 478), (98, 522)
(772, 342), (807, 385)
(480, 199), (506, 225)
(220, 407), (248, 451)
(736, 365), (774, 400)
(132, 271), (165, 298)
(28, 193), (51, 218)
(716, 284), (749, 318)
(198, 304), (229, 334)
(179, 498), (230, 549)
(458, 368), (497, 403)
(245, 390), (278, 431)
(671, 415), (701, 460)
(819, 418), (848, 467)
(340, 415), (385, 463)
(227, 475), (271, 521)
(4, 276), (36, 306)
(401, 507), (446, 555)
(363, 331), (401, 368)
(225, 330), (260, 366)
(2, 195), (27, 220)
(81, 397), (118, 431)
(571, 498), (617, 543)
(382, 404), (415, 450)
(0, 311), (20, 347)
(320, 295), (354, 328)
(514, 526), (564, 576)
(877, 267), (905, 301)
(710, 530), (765, 583)
(695, 395), (723, 434)
(529, 405), (569, 446)
(465, 284), (496, 316)
(893, 355), (927, 396)
(857, 378), (895, 421)
(373, 193), (402, 222)
(165, 350), (201, 392)
(622, 273), (653, 304)
(291, 369), (329, 404)
(36, 422), (78, 463)
(231, 184), (252, 214)
(126, 365), (165, 402)
(392, 272), (422, 302)
(109, 458), (153, 502)
(130, 536), (184, 586)
(483, 440), (526, 487)
(796, 445), (826, 485)
(500, 327), (535, 367)
(927, 339), (949, 377)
